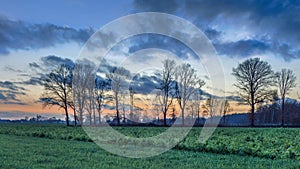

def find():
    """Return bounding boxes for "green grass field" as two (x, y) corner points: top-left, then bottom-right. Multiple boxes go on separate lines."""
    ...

(0, 124), (299, 168)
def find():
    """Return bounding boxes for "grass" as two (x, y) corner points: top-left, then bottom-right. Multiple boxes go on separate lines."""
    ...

(0, 134), (299, 169)
(0, 124), (299, 160)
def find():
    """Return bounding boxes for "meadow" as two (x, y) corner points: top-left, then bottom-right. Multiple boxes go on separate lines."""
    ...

(0, 124), (299, 168)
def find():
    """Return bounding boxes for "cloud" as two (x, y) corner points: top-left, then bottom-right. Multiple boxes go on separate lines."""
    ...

(226, 95), (244, 102)
(132, 0), (179, 13)
(270, 42), (300, 61)
(214, 38), (300, 61)
(29, 62), (41, 69)
(97, 58), (117, 74)
(0, 81), (25, 91)
(0, 101), (27, 105)
(1, 55), (76, 104)
(130, 73), (162, 94)
(4, 66), (23, 73)
(119, 34), (198, 60)
(184, 0), (300, 60)
(215, 39), (269, 58)
(130, 0), (300, 61)
(0, 93), (7, 101)
(204, 28), (222, 42)
(24, 55), (75, 86)
(40, 55), (74, 68)
(0, 15), (94, 55)
(18, 77), (44, 86)
(0, 80), (27, 105)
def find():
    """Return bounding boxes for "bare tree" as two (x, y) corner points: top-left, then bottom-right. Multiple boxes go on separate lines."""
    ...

(129, 86), (135, 119)
(152, 90), (164, 122)
(175, 63), (201, 126)
(120, 90), (129, 123)
(222, 100), (233, 125)
(276, 69), (297, 127)
(73, 63), (95, 125)
(232, 57), (275, 127)
(73, 64), (86, 125)
(189, 80), (205, 125)
(41, 64), (73, 126)
(158, 59), (177, 126)
(196, 80), (205, 122)
(202, 95), (217, 118)
(107, 67), (129, 125)
(68, 97), (78, 126)
(85, 71), (96, 125)
(95, 76), (109, 125)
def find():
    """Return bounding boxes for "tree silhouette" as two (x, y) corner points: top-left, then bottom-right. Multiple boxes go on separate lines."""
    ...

(276, 69), (297, 127)
(73, 63), (95, 126)
(223, 100), (233, 125)
(232, 58), (275, 127)
(107, 67), (129, 125)
(40, 64), (73, 126)
(158, 59), (176, 126)
(175, 63), (202, 126)
(95, 76), (109, 125)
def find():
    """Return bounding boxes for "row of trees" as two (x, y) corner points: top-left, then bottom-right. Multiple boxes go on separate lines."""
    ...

(155, 59), (206, 126)
(41, 59), (207, 126)
(41, 57), (298, 127)
(232, 57), (297, 127)
(41, 63), (111, 126)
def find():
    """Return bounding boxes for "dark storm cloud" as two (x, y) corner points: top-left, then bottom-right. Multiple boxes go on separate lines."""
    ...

(186, 0), (300, 36)
(215, 39), (270, 58)
(131, 0), (300, 60)
(215, 38), (300, 61)
(185, 0), (300, 60)
(123, 34), (198, 60)
(0, 15), (94, 55)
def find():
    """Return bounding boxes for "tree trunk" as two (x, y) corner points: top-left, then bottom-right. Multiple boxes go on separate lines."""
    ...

(223, 111), (226, 125)
(130, 93), (134, 115)
(123, 106), (126, 123)
(65, 107), (70, 126)
(93, 109), (96, 126)
(251, 92), (255, 127)
(116, 109), (120, 125)
(63, 87), (69, 126)
(116, 95), (120, 125)
(79, 109), (83, 126)
(73, 107), (77, 126)
(281, 97), (285, 127)
(89, 112), (92, 125)
(181, 108), (185, 127)
(163, 109), (167, 127)
(98, 106), (101, 125)
(197, 111), (200, 125)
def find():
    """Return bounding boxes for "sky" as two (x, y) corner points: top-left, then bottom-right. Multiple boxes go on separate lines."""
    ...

(0, 0), (300, 119)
